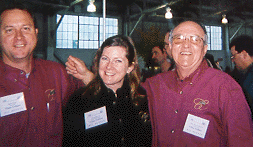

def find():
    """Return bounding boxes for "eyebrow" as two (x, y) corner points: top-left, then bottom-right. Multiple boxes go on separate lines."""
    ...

(3, 25), (14, 29)
(4, 24), (33, 29)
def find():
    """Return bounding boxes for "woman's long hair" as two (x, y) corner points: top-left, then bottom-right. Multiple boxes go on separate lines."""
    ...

(84, 35), (142, 100)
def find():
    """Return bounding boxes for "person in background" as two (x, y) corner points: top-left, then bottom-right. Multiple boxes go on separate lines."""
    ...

(63, 35), (152, 147)
(0, 3), (85, 146)
(151, 44), (173, 72)
(143, 20), (253, 146)
(229, 35), (253, 114)
(205, 53), (222, 70)
(164, 29), (172, 57)
(164, 29), (175, 69)
(142, 30), (175, 82)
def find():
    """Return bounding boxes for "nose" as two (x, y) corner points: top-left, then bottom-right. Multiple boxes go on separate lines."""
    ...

(15, 29), (24, 40)
(106, 61), (113, 69)
(182, 37), (190, 47)
(152, 54), (155, 59)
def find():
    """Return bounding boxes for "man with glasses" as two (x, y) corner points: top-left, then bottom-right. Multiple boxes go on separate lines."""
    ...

(229, 35), (253, 114)
(143, 20), (253, 146)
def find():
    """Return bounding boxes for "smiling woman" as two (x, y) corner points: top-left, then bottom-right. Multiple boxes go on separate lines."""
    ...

(63, 35), (152, 147)
(98, 46), (134, 93)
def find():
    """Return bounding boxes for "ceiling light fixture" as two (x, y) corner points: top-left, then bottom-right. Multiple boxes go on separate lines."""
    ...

(165, 7), (173, 19)
(222, 14), (228, 24)
(87, 0), (96, 12)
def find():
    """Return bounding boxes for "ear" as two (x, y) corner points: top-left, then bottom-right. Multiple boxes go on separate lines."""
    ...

(35, 28), (39, 35)
(241, 50), (250, 59)
(167, 42), (172, 57)
(203, 45), (208, 56)
(127, 63), (135, 74)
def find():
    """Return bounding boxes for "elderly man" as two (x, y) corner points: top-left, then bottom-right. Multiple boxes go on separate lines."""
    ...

(0, 3), (85, 146)
(142, 20), (253, 146)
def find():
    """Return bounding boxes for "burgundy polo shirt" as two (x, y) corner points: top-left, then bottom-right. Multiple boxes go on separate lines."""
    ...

(0, 59), (83, 146)
(143, 60), (253, 146)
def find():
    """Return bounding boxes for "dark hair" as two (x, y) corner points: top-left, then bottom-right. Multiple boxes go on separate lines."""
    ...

(205, 53), (220, 69)
(153, 44), (165, 53)
(87, 35), (142, 100)
(0, 2), (37, 29)
(229, 35), (253, 56)
(166, 29), (171, 33)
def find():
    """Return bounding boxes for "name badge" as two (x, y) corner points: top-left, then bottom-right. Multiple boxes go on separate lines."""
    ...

(0, 92), (27, 117)
(84, 106), (108, 129)
(183, 113), (209, 139)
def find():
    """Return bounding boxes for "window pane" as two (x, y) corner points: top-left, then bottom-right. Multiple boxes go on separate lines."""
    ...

(62, 40), (67, 48)
(56, 14), (118, 49)
(56, 40), (62, 48)
(205, 26), (222, 50)
(63, 33), (68, 39)
(57, 32), (62, 39)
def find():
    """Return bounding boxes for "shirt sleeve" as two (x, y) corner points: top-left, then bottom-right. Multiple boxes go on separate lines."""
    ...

(142, 79), (158, 147)
(219, 80), (253, 146)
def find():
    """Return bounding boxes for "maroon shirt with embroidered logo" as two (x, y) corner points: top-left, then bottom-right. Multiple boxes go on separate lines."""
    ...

(0, 59), (84, 146)
(142, 60), (253, 146)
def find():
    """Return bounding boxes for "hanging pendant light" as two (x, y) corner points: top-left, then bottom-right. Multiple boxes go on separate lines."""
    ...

(87, 0), (96, 12)
(165, 7), (173, 19)
(222, 14), (228, 24)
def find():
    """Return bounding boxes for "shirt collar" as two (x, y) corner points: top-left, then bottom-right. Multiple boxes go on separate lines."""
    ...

(0, 58), (36, 75)
(174, 59), (209, 83)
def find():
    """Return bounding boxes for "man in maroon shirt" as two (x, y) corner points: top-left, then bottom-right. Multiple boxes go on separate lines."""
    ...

(143, 20), (253, 146)
(0, 3), (85, 146)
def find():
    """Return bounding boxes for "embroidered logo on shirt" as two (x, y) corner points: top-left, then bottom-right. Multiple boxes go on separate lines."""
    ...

(194, 98), (209, 110)
(45, 89), (55, 101)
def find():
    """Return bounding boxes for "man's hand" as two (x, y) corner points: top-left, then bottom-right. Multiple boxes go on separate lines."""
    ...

(65, 55), (94, 85)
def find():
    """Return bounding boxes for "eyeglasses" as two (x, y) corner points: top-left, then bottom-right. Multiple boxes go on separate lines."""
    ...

(171, 34), (205, 45)
(231, 53), (239, 59)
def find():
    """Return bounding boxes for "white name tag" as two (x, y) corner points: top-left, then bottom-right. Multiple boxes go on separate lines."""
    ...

(183, 113), (209, 139)
(84, 106), (108, 129)
(0, 92), (27, 117)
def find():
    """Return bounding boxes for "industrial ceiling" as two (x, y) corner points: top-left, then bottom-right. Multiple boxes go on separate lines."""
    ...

(2, 0), (253, 26)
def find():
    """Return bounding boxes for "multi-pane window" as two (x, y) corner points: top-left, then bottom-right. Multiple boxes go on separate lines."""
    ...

(56, 14), (118, 49)
(205, 26), (222, 50)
